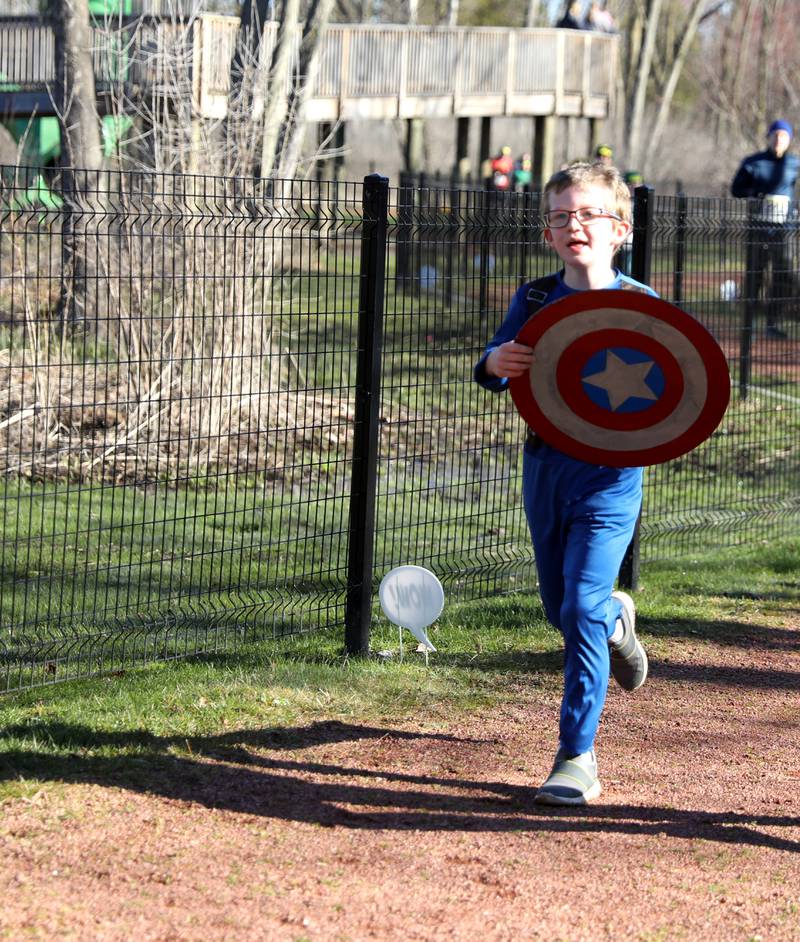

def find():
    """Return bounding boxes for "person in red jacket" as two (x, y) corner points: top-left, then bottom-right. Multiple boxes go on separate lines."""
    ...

(490, 146), (514, 191)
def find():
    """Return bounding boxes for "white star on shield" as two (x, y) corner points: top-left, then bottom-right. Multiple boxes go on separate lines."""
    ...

(582, 350), (659, 412)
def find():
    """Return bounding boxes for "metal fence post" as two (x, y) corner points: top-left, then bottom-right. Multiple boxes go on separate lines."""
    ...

(673, 191), (687, 305)
(630, 184), (655, 285)
(417, 171), (428, 295)
(446, 177), (459, 306)
(518, 188), (531, 285)
(395, 170), (412, 289)
(618, 184), (655, 591)
(739, 200), (759, 400)
(345, 173), (389, 655)
(479, 180), (492, 321)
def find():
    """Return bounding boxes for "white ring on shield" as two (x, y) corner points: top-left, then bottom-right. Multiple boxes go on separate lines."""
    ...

(529, 307), (708, 452)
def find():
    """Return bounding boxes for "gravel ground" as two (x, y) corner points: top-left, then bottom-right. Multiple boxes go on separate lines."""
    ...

(1, 612), (799, 942)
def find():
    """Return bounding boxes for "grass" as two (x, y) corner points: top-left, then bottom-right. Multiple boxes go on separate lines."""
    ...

(0, 473), (531, 632)
(0, 533), (797, 802)
(2, 362), (796, 639)
(0, 357), (797, 691)
(1, 219), (798, 693)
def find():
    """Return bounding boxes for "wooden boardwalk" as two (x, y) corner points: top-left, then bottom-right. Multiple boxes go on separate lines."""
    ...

(0, 17), (617, 123)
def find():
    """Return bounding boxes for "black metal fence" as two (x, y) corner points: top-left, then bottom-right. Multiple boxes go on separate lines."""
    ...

(0, 166), (798, 691)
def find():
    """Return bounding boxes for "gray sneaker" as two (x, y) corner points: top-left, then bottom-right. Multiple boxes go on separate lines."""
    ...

(534, 748), (601, 806)
(609, 590), (648, 691)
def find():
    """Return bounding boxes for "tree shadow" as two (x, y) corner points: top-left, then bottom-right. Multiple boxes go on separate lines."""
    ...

(433, 648), (563, 675)
(652, 657), (800, 690)
(0, 719), (476, 755)
(380, 612), (800, 689)
(641, 614), (800, 652)
(1, 719), (797, 853)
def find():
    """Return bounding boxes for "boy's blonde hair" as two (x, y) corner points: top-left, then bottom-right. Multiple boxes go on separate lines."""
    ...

(542, 162), (631, 224)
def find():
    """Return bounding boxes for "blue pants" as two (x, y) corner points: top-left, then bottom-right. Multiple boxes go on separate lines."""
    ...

(522, 443), (643, 756)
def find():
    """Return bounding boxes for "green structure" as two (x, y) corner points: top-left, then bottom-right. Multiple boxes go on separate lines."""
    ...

(1, 0), (135, 168)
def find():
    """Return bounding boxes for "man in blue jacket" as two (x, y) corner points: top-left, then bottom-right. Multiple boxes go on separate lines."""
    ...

(731, 119), (800, 338)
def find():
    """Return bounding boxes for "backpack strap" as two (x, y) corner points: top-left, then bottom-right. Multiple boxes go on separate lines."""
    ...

(520, 273), (560, 450)
(619, 279), (651, 294)
(524, 273), (650, 316)
(523, 273), (560, 320)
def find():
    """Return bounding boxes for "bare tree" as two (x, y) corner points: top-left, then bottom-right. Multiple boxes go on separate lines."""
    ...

(47, 0), (104, 330)
(641, 0), (706, 176)
(226, 0), (273, 175)
(259, 0), (302, 177)
(48, 0), (103, 170)
(696, 0), (799, 152)
(261, 0), (335, 178)
(624, 0), (664, 170)
(618, 0), (728, 172)
(525, 0), (543, 27)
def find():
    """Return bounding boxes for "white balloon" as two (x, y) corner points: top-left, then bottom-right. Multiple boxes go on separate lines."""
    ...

(378, 566), (444, 651)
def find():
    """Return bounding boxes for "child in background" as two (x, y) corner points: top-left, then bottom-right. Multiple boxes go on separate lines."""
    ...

(490, 146), (514, 191)
(594, 144), (614, 166)
(474, 162), (655, 805)
(513, 153), (533, 191)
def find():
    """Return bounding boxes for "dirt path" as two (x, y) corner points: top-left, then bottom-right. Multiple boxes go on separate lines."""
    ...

(2, 614), (799, 942)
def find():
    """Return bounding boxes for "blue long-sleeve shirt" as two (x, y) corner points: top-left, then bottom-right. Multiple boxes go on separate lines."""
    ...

(473, 269), (657, 392)
(731, 149), (800, 200)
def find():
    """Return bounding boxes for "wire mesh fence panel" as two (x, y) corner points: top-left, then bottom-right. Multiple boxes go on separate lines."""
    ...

(382, 183), (800, 588)
(0, 166), (362, 691)
(0, 169), (798, 691)
(377, 183), (551, 600)
(639, 193), (800, 560)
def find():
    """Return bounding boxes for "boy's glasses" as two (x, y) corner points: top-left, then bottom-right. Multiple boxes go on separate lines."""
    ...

(542, 207), (623, 228)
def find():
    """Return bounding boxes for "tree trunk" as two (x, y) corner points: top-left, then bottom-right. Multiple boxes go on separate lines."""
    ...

(624, 0), (663, 169)
(524, 0), (541, 28)
(0, 124), (17, 166)
(259, 0), (302, 178)
(732, 0), (760, 138)
(757, 0), (784, 135)
(622, 1), (644, 117)
(641, 0), (707, 177)
(714, 2), (737, 144)
(226, 0), (272, 174)
(48, 0), (103, 332)
(49, 0), (103, 170)
(269, 0), (335, 179)
(447, 0), (460, 27)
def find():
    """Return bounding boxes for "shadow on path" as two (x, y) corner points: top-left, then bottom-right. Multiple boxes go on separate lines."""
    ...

(1, 719), (798, 853)
(642, 614), (800, 653)
(649, 657), (800, 691)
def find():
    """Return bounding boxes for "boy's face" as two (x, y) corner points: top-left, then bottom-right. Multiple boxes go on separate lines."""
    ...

(543, 184), (630, 273)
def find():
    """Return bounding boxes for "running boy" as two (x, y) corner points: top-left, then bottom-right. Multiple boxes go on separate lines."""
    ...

(474, 162), (654, 805)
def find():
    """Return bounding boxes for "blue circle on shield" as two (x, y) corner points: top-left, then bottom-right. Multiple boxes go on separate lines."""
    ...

(580, 346), (666, 414)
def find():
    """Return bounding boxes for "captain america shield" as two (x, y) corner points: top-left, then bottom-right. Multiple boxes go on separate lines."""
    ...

(507, 289), (731, 467)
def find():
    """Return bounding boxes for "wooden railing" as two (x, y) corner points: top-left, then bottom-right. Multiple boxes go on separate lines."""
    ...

(0, 16), (617, 122)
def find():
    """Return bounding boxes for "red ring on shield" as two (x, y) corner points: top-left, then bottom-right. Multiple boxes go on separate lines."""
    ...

(508, 289), (731, 467)
(556, 329), (684, 431)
